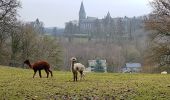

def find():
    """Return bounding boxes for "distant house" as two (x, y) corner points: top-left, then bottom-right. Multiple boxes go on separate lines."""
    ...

(122, 63), (142, 73)
(87, 59), (107, 72)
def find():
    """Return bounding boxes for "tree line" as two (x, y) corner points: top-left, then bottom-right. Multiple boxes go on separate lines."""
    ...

(0, 0), (62, 70)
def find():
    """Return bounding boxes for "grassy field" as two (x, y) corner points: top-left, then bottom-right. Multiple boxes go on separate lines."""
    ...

(0, 66), (170, 100)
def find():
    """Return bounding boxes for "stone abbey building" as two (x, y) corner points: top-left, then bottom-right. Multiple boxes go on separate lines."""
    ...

(65, 2), (144, 40)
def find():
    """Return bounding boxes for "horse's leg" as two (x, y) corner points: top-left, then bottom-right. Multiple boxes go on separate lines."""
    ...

(75, 72), (78, 81)
(73, 72), (76, 82)
(48, 69), (53, 77)
(73, 72), (75, 81)
(79, 71), (83, 80)
(82, 73), (85, 80)
(39, 70), (42, 78)
(45, 69), (49, 78)
(33, 70), (37, 78)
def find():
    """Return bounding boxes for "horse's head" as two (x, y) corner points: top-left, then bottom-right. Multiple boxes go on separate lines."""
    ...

(24, 59), (30, 65)
(70, 57), (77, 62)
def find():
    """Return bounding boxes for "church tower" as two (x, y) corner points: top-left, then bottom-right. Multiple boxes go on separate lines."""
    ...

(106, 12), (111, 19)
(79, 2), (86, 21)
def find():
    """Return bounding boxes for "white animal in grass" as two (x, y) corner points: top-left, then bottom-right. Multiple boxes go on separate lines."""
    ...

(70, 57), (85, 81)
(161, 71), (168, 74)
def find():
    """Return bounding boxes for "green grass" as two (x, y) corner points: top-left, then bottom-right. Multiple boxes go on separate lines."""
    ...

(0, 66), (170, 100)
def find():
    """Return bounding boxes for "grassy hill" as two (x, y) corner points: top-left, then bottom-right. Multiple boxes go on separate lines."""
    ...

(0, 66), (170, 100)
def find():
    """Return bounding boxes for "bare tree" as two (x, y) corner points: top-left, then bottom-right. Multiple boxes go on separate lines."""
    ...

(145, 0), (170, 72)
(0, 0), (20, 65)
(0, 0), (20, 20)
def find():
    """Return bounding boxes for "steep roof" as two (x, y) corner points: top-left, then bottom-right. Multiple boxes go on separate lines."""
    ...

(126, 63), (141, 68)
(106, 12), (111, 18)
(79, 2), (86, 15)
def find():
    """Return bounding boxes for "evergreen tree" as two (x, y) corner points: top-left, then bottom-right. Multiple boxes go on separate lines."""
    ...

(94, 59), (105, 72)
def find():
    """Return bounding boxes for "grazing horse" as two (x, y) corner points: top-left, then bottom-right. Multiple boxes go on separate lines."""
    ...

(24, 60), (53, 78)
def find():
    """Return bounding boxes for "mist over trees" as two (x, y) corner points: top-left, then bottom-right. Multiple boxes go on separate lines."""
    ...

(62, 16), (148, 72)
(63, 2), (149, 73)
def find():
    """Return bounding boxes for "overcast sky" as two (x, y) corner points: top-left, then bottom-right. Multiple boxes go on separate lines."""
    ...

(18, 0), (153, 28)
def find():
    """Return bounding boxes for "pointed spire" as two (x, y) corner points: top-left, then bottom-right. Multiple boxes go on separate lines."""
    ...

(104, 11), (112, 24)
(35, 18), (40, 24)
(106, 11), (111, 18)
(80, 1), (85, 13)
(79, 1), (86, 20)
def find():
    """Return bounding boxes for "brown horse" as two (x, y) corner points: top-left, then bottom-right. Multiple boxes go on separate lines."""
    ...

(24, 60), (53, 78)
